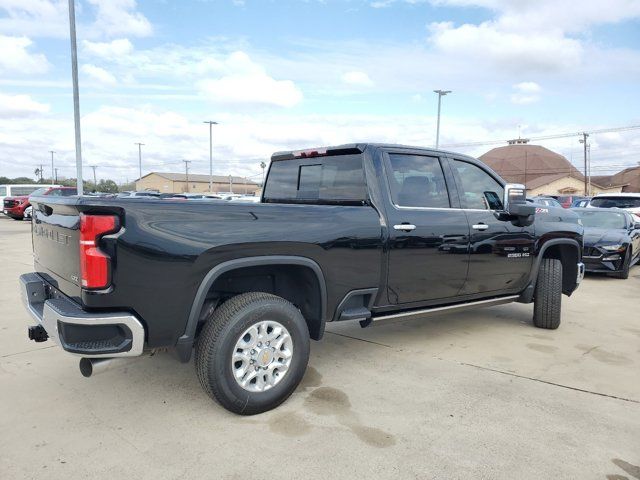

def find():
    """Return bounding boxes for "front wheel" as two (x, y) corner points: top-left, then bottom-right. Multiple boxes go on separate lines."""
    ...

(533, 258), (563, 329)
(611, 248), (631, 280)
(195, 292), (310, 415)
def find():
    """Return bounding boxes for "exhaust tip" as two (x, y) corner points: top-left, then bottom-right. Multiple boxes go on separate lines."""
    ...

(79, 357), (94, 377)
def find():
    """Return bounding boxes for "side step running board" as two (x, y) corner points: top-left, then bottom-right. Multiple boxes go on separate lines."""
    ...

(338, 306), (372, 322)
(371, 295), (519, 325)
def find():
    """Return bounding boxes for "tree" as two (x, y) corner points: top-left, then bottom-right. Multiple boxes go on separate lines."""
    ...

(97, 179), (118, 193)
(118, 182), (135, 192)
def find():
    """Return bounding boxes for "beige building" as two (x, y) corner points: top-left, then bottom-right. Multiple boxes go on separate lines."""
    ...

(592, 166), (640, 193)
(135, 172), (260, 194)
(480, 140), (625, 196)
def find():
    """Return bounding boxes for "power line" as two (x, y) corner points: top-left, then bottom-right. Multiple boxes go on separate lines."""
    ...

(442, 124), (640, 148)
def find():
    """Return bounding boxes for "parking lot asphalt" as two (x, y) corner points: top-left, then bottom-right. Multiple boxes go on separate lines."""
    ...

(0, 215), (638, 480)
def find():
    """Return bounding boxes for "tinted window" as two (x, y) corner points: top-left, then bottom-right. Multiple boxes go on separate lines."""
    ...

(385, 154), (450, 208)
(12, 186), (41, 196)
(0, 187), (6, 196)
(452, 160), (504, 210)
(590, 196), (640, 209)
(59, 189), (77, 196)
(264, 155), (367, 203)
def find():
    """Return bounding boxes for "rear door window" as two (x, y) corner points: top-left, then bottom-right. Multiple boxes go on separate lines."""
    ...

(385, 154), (450, 208)
(264, 155), (367, 203)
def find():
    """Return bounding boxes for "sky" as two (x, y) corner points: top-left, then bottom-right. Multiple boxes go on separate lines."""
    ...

(1, 0), (640, 184)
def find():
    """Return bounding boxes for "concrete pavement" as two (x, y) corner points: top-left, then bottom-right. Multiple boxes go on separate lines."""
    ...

(1, 215), (638, 479)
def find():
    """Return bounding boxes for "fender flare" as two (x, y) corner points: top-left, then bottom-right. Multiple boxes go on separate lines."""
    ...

(519, 238), (581, 303)
(175, 255), (327, 362)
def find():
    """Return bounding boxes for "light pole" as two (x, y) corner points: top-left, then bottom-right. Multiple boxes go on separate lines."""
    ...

(49, 150), (55, 185)
(68, 0), (83, 195)
(204, 121), (218, 192)
(135, 142), (144, 180)
(433, 89), (451, 149)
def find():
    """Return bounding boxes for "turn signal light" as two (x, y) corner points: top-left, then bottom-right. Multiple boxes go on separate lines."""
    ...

(79, 214), (118, 289)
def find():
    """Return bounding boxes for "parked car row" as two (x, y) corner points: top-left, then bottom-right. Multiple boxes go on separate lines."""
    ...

(2, 186), (77, 220)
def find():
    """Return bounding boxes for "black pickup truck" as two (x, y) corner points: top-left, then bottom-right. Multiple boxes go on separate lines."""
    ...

(20, 144), (584, 414)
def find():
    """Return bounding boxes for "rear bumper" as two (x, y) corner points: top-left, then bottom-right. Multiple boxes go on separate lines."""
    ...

(3, 206), (25, 217)
(20, 272), (145, 357)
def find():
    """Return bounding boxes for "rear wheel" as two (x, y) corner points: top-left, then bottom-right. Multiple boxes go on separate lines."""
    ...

(533, 258), (562, 329)
(195, 292), (310, 415)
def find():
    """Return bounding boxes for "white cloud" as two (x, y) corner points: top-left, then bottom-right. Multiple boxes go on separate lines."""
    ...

(0, 0), (68, 37)
(198, 74), (303, 108)
(81, 64), (117, 85)
(341, 71), (374, 87)
(83, 38), (134, 59)
(428, 21), (583, 73)
(196, 51), (303, 108)
(427, 0), (640, 74)
(0, 92), (49, 117)
(1, 103), (639, 184)
(87, 0), (152, 38)
(510, 81), (542, 104)
(0, 0), (152, 39)
(0, 35), (49, 74)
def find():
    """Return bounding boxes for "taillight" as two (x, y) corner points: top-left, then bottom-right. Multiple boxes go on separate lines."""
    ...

(293, 148), (327, 158)
(79, 214), (118, 289)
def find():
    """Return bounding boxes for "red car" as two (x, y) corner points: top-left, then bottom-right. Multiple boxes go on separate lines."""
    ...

(3, 186), (77, 220)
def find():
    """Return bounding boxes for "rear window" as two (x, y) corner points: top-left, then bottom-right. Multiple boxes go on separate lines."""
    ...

(590, 196), (640, 208)
(264, 155), (367, 204)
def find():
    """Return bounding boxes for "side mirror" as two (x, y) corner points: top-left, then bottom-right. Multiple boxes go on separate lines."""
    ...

(503, 183), (536, 217)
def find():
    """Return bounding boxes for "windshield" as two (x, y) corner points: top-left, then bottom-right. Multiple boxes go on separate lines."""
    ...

(29, 188), (48, 196)
(590, 196), (640, 208)
(577, 210), (627, 229)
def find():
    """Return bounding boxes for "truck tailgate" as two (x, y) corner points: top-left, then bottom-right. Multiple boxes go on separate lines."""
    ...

(31, 199), (82, 300)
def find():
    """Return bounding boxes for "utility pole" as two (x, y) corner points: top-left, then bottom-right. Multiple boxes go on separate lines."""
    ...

(229, 175), (233, 193)
(68, 0), (83, 195)
(54, 168), (58, 183)
(49, 151), (55, 185)
(90, 165), (97, 189)
(203, 121), (218, 192)
(587, 144), (591, 196)
(183, 160), (191, 193)
(433, 89), (451, 149)
(260, 161), (267, 186)
(38, 164), (44, 182)
(579, 133), (589, 195)
(134, 142), (144, 180)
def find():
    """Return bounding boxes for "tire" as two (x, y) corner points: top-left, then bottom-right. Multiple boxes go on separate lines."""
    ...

(612, 248), (631, 280)
(533, 258), (563, 329)
(195, 292), (310, 415)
